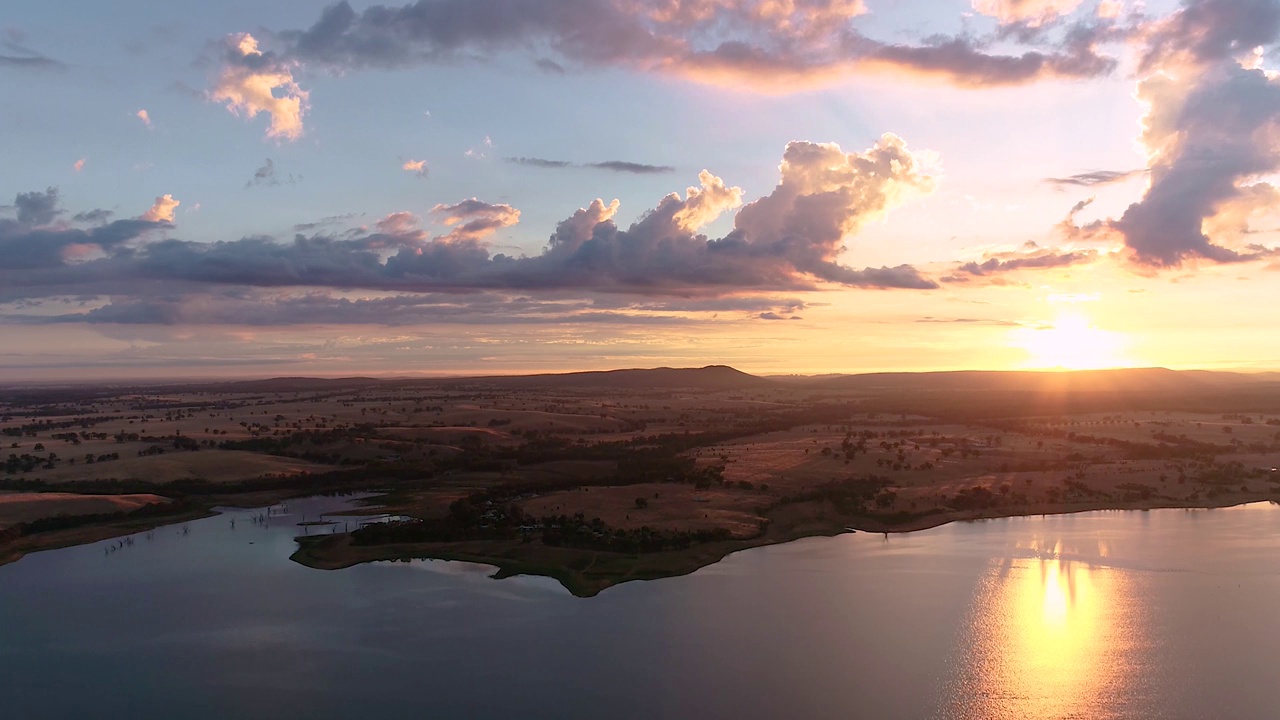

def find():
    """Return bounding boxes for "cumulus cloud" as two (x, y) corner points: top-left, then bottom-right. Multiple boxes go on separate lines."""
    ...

(140, 194), (180, 223)
(972, 0), (1084, 27)
(0, 188), (167, 271)
(72, 158), (86, 173)
(1138, 0), (1280, 72)
(430, 199), (521, 241)
(402, 159), (428, 177)
(726, 134), (938, 287)
(1108, 0), (1280, 266)
(260, 0), (1117, 96)
(15, 188), (61, 226)
(136, 109), (152, 128)
(209, 33), (309, 141)
(0, 135), (939, 316)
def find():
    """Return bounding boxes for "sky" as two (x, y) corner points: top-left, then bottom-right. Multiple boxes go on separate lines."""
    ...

(4, 0), (1280, 380)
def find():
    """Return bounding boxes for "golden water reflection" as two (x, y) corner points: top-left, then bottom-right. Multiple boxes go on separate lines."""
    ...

(943, 537), (1137, 720)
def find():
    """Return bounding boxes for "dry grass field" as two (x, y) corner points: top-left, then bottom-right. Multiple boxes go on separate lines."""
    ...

(0, 492), (168, 529)
(8, 366), (1280, 591)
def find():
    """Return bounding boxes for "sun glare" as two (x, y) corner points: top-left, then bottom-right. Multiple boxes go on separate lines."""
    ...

(1012, 313), (1130, 370)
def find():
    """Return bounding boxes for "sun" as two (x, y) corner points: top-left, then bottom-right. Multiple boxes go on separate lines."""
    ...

(1012, 313), (1131, 370)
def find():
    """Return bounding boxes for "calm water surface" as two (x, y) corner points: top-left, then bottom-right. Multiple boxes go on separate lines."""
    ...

(3, 498), (1280, 719)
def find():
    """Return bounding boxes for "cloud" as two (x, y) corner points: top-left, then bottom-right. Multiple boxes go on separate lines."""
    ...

(0, 188), (167, 271)
(292, 212), (361, 232)
(0, 53), (63, 70)
(586, 161), (676, 174)
(1139, 0), (1280, 72)
(140, 194), (180, 223)
(1108, 0), (1280, 266)
(858, 31), (1116, 87)
(916, 316), (1023, 326)
(15, 188), (61, 225)
(430, 198), (521, 241)
(725, 134), (938, 287)
(505, 157), (675, 173)
(72, 209), (114, 224)
(72, 158), (86, 173)
(209, 33), (309, 141)
(0, 33), (66, 71)
(1097, 1), (1124, 20)
(248, 158), (276, 187)
(972, 0), (1085, 27)
(245, 158), (298, 188)
(952, 247), (1097, 276)
(506, 157), (574, 169)
(0, 136), (939, 311)
(1044, 169), (1142, 187)
(402, 159), (428, 177)
(8, 287), (817, 328)
(12, 289), (714, 328)
(263, 0), (1117, 97)
(136, 109), (152, 128)
(535, 58), (567, 74)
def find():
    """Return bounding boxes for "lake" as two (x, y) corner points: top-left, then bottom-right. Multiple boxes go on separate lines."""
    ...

(4, 498), (1280, 719)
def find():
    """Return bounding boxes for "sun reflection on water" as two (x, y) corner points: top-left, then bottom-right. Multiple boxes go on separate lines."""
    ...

(941, 537), (1136, 720)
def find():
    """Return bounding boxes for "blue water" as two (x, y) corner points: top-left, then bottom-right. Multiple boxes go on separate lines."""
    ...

(4, 498), (1280, 719)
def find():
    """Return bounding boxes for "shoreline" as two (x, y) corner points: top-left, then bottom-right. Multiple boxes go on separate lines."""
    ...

(0, 506), (218, 569)
(4, 491), (1276, 589)
(288, 492), (1280, 597)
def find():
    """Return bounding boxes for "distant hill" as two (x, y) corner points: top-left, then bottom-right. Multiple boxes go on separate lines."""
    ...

(155, 365), (771, 395)
(8, 367), (1280, 413)
(419, 365), (771, 391)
